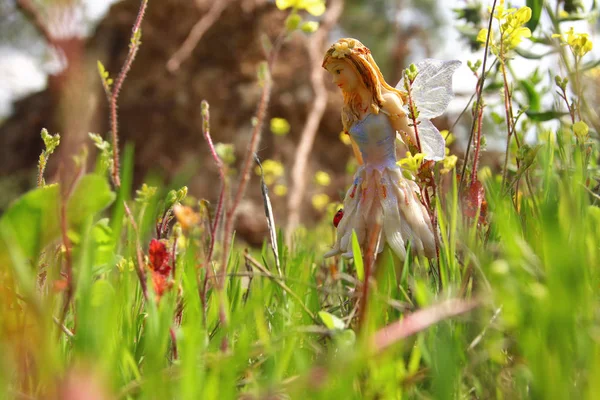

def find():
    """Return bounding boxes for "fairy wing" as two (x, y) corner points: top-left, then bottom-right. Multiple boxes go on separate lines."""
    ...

(396, 59), (461, 161)
(417, 119), (446, 161)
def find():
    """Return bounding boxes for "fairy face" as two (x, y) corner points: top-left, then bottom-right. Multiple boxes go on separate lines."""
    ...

(324, 59), (360, 92)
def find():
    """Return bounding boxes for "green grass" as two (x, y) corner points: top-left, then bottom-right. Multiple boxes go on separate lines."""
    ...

(1, 135), (599, 398)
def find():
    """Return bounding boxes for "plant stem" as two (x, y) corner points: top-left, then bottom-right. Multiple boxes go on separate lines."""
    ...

(200, 100), (227, 267)
(459, 0), (497, 192)
(110, 0), (148, 188)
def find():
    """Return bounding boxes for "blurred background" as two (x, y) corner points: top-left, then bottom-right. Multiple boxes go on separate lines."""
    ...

(0, 0), (597, 246)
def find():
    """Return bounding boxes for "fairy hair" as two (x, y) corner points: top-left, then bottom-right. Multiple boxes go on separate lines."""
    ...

(322, 38), (407, 133)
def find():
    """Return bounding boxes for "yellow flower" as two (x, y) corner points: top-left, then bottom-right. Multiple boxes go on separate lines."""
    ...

(440, 130), (455, 146)
(502, 7), (532, 49)
(255, 159), (284, 186)
(301, 21), (319, 33)
(477, 28), (491, 44)
(398, 152), (425, 174)
(553, 28), (594, 57)
(314, 171), (331, 186)
(270, 118), (290, 136)
(573, 121), (589, 138)
(275, 0), (325, 16)
(312, 193), (330, 211)
(441, 155), (457, 175)
(506, 26), (531, 49)
(479, 5), (532, 51)
(274, 184), (288, 196)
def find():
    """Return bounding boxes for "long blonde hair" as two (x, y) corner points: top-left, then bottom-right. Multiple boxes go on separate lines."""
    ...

(322, 38), (406, 133)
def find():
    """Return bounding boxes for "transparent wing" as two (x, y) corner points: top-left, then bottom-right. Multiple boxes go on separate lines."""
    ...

(396, 59), (460, 160)
(418, 119), (445, 161)
(396, 59), (461, 119)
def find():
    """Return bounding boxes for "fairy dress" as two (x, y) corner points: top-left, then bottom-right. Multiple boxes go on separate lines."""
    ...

(324, 59), (460, 261)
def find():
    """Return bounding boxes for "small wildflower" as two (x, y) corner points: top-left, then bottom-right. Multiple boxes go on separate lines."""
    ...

(553, 27), (593, 57)
(270, 118), (291, 136)
(477, 3), (532, 52)
(311, 193), (330, 211)
(285, 13), (302, 31)
(274, 184), (288, 196)
(301, 21), (319, 33)
(135, 183), (157, 203)
(173, 204), (200, 231)
(573, 121), (589, 138)
(275, 0), (325, 16)
(255, 159), (284, 186)
(398, 151), (425, 174)
(440, 130), (455, 146)
(148, 239), (173, 301)
(314, 171), (331, 186)
(441, 154), (458, 174)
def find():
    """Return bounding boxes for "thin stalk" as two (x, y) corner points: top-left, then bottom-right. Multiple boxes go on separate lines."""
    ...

(470, 102), (484, 184)
(200, 100), (227, 266)
(500, 56), (517, 193)
(244, 252), (317, 322)
(109, 0), (148, 188)
(459, 0), (497, 192)
(405, 76), (422, 152)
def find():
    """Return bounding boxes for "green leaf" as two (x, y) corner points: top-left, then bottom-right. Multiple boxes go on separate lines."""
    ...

(351, 230), (364, 281)
(0, 174), (116, 266)
(525, 110), (569, 122)
(334, 329), (356, 349)
(90, 279), (116, 307)
(519, 80), (540, 112)
(318, 311), (345, 330)
(526, 0), (542, 33)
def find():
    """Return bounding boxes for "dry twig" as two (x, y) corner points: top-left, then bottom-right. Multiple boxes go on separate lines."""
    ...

(285, 0), (344, 240)
(166, 0), (232, 72)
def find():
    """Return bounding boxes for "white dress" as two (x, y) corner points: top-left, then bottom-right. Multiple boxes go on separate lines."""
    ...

(323, 110), (436, 260)
(324, 59), (460, 261)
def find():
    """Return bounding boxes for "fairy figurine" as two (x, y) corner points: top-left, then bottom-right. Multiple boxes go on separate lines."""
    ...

(322, 38), (460, 261)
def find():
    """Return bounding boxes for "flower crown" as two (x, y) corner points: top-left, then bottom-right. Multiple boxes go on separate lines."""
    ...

(330, 38), (369, 59)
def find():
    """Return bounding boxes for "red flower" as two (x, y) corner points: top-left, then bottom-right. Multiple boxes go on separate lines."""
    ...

(149, 239), (171, 275)
(148, 239), (173, 300)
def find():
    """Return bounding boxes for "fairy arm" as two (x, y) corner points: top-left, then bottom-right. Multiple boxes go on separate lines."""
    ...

(381, 92), (418, 149)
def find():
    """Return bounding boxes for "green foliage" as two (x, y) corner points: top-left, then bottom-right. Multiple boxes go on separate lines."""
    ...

(37, 128), (60, 187)
(89, 132), (114, 175)
(0, 174), (115, 267)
